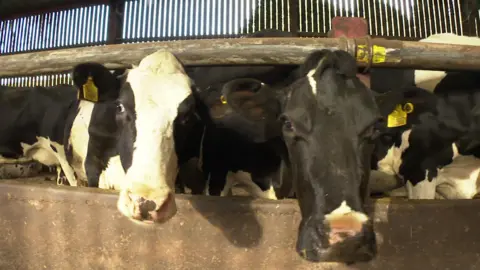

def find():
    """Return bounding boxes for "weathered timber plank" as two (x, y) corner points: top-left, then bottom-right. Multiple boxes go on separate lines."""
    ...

(1, 37), (480, 77)
(0, 179), (479, 270)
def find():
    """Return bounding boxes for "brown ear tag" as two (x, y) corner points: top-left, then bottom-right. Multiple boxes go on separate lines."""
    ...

(82, 76), (99, 102)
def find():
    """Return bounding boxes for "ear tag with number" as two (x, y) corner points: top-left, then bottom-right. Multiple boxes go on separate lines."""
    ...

(387, 102), (414, 128)
(82, 76), (99, 102)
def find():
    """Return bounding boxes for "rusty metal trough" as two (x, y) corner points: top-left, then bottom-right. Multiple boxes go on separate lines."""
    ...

(1, 178), (480, 270)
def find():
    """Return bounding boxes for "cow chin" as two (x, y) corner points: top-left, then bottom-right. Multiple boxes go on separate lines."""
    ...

(296, 206), (376, 265)
(117, 184), (177, 225)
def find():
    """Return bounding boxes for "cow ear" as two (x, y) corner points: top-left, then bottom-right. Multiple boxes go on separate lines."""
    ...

(222, 78), (280, 122)
(299, 49), (358, 79)
(72, 62), (121, 103)
(371, 89), (404, 117)
(176, 92), (198, 125)
(221, 78), (282, 142)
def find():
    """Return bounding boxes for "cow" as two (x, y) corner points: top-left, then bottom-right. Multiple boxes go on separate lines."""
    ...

(173, 77), (294, 200)
(370, 75), (480, 199)
(211, 49), (401, 264)
(368, 33), (480, 199)
(175, 29), (302, 199)
(0, 84), (79, 185)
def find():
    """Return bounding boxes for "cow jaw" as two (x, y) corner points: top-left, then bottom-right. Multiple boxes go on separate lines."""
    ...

(117, 50), (192, 225)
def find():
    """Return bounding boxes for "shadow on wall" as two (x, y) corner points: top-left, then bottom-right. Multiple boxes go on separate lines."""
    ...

(178, 158), (263, 248)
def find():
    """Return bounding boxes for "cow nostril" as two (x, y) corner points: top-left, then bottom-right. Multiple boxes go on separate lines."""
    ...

(138, 199), (158, 216)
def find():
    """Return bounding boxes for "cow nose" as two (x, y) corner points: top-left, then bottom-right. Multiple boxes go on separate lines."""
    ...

(117, 190), (177, 224)
(296, 213), (377, 264)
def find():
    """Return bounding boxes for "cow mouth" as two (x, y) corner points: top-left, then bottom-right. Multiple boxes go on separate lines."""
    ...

(142, 193), (174, 224)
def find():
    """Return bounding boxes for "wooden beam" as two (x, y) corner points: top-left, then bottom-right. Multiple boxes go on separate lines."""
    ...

(1, 179), (480, 269)
(1, 37), (480, 77)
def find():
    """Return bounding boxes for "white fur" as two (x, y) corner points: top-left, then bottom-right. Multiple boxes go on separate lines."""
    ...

(375, 129), (411, 177)
(115, 51), (192, 221)
(220, 170), (278, 200)
(415, 33), (480, 92)
(121, 51), (191, 192)
(68, 100), (95, 186)
(307, 68), (317, 96)
(324, 200), (369, 223)
(19, 136), (76, 186)
(375, 130), (480, 199)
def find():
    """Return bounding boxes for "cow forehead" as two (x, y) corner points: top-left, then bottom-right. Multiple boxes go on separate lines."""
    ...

(123, 51), (192, 108)
(136, 50), (186, 75)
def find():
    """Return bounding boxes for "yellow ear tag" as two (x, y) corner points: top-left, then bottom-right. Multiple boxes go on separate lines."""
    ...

(220, 95), (227, 104)
(403, 102), (414, 114)
(387, 103), (414, 128)
(82, 76), (99, 102)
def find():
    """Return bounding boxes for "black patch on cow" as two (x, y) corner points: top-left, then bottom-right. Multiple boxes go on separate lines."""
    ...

(225, 49), (381, 261)
(114, 81), (137, 173)
(0, 85), (77, 161)
(68, 63), (125, 187)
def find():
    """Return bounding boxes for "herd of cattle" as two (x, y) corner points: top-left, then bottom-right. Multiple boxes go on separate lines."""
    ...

(1, 30), (480, 264)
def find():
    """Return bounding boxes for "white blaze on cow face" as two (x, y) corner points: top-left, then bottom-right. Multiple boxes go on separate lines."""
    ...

(116, 51), (193, 224)
(306, 58), (326, 96)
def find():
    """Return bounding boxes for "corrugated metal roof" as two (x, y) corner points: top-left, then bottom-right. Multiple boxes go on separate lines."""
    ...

(0, 0), (106, 19)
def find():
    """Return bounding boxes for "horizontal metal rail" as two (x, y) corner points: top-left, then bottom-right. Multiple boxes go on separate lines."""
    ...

(1, 36), (480, 77)
(0, 179), (480, 269)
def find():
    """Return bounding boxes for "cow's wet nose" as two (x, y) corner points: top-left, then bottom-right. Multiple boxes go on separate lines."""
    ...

(118, 189), (177, 224)
(296, 212), (377, 264)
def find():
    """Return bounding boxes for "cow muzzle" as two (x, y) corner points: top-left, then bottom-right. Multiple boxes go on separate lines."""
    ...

(296, 211), (377, 265)
(117, 187), (177, 224)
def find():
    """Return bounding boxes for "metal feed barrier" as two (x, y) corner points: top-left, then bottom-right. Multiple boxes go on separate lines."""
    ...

(1, 37), (480, 269)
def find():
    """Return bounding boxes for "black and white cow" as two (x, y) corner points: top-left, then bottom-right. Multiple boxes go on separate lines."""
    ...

(174, 29), (302, 199)
(0, 84), (79, 185)
(62, 53), (195, 225)
(209, 49), (400, 263)
(369, 33), (480, 199)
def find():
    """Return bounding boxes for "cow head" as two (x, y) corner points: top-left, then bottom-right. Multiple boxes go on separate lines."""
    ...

(71, 51), (194, 225)
(220, 50), (394, 264)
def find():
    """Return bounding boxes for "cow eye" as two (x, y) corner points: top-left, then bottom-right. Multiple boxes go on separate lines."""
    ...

(116, 103), (125, 114)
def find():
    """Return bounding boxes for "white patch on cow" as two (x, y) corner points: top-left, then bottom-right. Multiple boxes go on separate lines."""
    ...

(414, 70), (447, 93)
(68, 100), (95, 185)
(97, 155), (126, 190)
(116, 51), (192, 222)
(307, 68), (317, 96)
(220, 173), (235, 197)
(434, 152), (480, 199)
(415, 33), (480, 92)
(324, 200), (369, 223)
(375, 129), (411, 177)
(306, 57), (328, 96)
(231, 171), (278, 200)
(406, 171), (438, 199)
(19, 136), (77, 186)
(404, 143), (480, 200)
